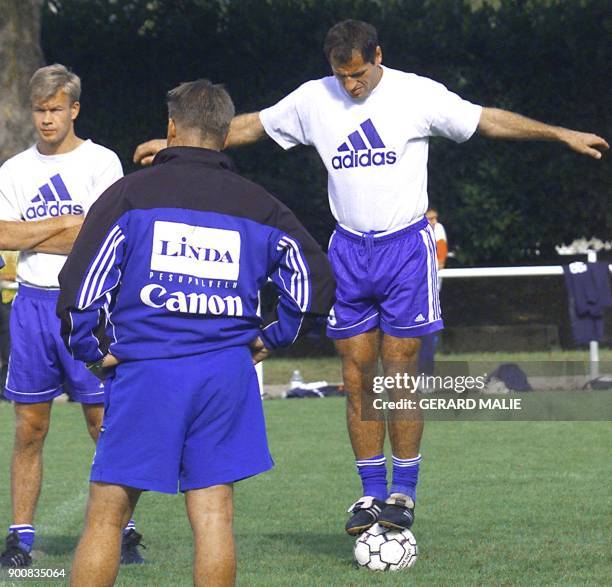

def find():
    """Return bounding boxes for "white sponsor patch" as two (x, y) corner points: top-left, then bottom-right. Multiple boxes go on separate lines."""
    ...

(151, 221), (241, 281)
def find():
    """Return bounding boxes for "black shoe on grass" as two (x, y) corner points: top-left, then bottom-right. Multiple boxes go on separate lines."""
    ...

(0, 531), (32, 568)
(377, 494), (415, 531)
(120, 529), (146, 564)
(345, 496), (385, 536)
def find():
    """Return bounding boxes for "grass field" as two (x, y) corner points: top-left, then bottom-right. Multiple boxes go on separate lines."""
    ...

(1, 395), (611, 586)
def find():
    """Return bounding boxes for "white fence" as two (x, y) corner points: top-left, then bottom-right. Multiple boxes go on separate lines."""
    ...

(439, 256), (611, 379)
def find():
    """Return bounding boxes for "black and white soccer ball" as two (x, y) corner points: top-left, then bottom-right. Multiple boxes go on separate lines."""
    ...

(354, 523), (418, 571)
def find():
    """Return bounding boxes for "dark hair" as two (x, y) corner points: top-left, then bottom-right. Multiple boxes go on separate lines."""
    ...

(166, 79), (235, 142)
(323, 20), (378, 65)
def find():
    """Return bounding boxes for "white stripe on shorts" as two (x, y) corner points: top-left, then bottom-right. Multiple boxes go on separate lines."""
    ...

(420, 229), (435, 322)
(424, 225), (442, 318)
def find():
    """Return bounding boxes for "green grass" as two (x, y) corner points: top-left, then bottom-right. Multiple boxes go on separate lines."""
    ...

(263, 356), (343, 385)
(1, 399), (611, 586)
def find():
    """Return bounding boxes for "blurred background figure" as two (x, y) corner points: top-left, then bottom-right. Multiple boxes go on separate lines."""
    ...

(418, 208), (448, 376)
(425, 208), (447, 273)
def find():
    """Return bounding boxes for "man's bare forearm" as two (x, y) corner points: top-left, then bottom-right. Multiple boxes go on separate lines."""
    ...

(478, 108), (563, 141)
(224, 112), (267, 149)
(133, 112), (268, 165)
(478, 107), (609, 159)
(32, 224), (83, 254)
(0, 216), (81, 251)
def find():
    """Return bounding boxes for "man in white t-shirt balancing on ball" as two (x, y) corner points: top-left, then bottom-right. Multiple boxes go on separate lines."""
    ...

(134, 19), (608, 536)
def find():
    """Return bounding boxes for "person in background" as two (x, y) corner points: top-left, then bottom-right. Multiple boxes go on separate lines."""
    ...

(426, 208), (447, 271)
(418, 208), (448, 376)
(0, 64), (144, 568)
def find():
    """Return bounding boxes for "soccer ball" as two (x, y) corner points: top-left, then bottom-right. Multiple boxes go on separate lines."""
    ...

(354, 523), (418, 571)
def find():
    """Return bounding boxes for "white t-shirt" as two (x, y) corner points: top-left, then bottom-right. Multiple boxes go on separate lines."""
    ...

(0, 140), (123, 288)
(260, 66), (482, 233)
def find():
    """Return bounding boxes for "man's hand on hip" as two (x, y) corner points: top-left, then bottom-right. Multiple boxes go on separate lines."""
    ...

(249, 337), (270, 365)
(87, 353), (121, 381)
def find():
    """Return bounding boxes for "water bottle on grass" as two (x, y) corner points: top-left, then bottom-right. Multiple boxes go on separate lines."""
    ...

(290, 370), (304, 389)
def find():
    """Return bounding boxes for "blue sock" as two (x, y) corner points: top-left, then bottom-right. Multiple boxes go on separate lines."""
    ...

(390, 454), (422, 502)
(356, 454), (387, 501)
(9, 524), (35, 553)
(123, 519), (136, 535)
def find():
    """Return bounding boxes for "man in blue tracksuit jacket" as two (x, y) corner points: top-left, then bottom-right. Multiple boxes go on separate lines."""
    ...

(57, 79), (335, 587)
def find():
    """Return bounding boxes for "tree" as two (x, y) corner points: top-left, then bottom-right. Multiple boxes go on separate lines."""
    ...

(0, 0), (44, 163)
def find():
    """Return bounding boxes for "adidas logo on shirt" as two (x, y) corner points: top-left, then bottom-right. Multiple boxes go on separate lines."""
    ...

(414, 313), (426, 323)
(25, 174), (84, 219)
(331, 119), (397, 170)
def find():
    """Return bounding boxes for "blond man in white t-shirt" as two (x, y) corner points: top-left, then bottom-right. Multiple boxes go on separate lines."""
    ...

(134, 19), (608, 537)
(0, 65), (144, 568)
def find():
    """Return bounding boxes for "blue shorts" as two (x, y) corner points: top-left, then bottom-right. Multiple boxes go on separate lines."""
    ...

(4, 285), (104, 404)
(90, 346), (274, 493)
(326, 217), (443, 339)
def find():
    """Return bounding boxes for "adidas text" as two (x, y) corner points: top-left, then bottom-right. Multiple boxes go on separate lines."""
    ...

(332, 149), (397, 170)
(25, 202), (84, 220)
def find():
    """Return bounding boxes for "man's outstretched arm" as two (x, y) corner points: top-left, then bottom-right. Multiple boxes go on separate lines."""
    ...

(478, 108), (609, 159)
(224, 112), (267, 148)
(132, 138), (167, 166)
(133, 112), (268, 165)
(0, 215), (82, 251)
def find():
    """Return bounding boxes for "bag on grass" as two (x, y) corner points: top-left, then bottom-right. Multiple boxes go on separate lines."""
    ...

(485, 364), (532, 392)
